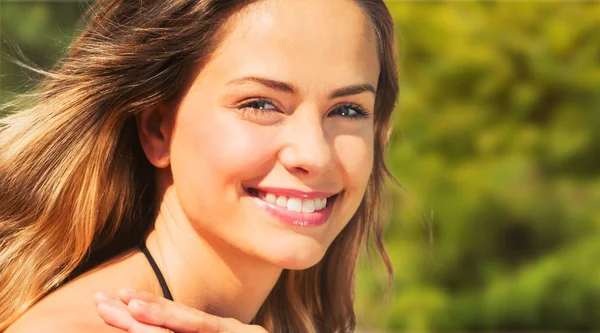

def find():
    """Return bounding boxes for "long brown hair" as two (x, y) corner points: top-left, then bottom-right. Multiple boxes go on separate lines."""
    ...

(0, 0), (398, 331)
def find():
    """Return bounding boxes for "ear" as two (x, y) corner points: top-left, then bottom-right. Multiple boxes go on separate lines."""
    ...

(136, 104), (174, 168)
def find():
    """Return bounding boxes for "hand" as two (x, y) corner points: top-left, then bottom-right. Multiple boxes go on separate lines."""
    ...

(94, 289), (268, 333)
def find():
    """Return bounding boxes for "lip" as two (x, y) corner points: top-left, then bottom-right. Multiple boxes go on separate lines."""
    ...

(245, 187), (338, 227)
(251, 186), (338, 200)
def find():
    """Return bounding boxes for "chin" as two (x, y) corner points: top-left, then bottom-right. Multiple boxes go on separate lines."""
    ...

(258, 236), (329, 270)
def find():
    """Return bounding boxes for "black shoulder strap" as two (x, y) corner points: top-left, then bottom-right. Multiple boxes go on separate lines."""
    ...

(139, 242), (174, 301)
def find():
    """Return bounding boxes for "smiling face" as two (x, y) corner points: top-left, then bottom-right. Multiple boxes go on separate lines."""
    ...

(146, 0), (380, 269)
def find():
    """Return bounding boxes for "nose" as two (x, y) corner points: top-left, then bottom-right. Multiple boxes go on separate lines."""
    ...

(278, 111), (334, 178)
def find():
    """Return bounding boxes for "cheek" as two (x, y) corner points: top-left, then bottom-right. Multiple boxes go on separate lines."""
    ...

(333, 132), (374, 191)
(169, 108), (276, 218)
(329, 130), (373, 238)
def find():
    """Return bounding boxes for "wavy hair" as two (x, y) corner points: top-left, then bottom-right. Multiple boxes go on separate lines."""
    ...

(0, 0), (398, 331)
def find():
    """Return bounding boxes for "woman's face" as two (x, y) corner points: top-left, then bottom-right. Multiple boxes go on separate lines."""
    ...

(164, 0), (379, 269)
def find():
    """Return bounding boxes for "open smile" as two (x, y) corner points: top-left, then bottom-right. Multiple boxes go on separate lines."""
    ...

(244, 187), (338, 227)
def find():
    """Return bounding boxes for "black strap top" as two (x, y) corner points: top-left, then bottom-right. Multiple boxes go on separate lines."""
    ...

(140, 242), (174, 301)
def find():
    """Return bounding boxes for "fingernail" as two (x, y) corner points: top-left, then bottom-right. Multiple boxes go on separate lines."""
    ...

(129, 299), (148, 310)
(94, 291), (111, 301)
(97, 302), (132, 324)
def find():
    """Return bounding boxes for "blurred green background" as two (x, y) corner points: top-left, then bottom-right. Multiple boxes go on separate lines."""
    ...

(1, 1), (600, 332)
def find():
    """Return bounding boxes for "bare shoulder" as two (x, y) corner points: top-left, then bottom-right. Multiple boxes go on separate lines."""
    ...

(7, 250), (151, 333)
(5, 299), (123, 333)
(6, 313), (124, 333)
(5, 281), (123, 333)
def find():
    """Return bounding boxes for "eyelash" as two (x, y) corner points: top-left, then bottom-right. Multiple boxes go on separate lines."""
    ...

(237, 98), (371, 119)
(331, 102), (371, 119)
(237, 97), (279, 118)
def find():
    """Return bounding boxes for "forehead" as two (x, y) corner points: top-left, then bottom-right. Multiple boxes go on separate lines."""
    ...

(201, 0), (380, 92)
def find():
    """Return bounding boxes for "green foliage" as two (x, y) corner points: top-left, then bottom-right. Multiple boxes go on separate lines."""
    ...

(0, 2), (86, 105)
(2, 1), (600, 331)
(356, 2), (600, 332)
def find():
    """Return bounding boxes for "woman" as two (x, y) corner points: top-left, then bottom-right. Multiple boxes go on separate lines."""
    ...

(0, 0), (398, 332)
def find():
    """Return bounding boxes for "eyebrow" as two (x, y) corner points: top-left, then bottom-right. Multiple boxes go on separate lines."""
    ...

(227, 76), (376, 99)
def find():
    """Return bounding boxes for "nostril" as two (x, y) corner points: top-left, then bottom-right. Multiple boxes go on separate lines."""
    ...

(291, 166), (311, 175)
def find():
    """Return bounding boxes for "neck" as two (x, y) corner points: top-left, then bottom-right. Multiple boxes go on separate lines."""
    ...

(144, 187), (282, 323)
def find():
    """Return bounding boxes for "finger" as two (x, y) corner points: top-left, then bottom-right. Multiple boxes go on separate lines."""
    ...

(127, 299), (222, 333)
(118, 289), (268, 333)
(118, 289), (171, 306)
(128, 301), (268, 333)
(95, 293), (173, 333)
(94, 291), (128, 310)
(118, 289), (220, 331)
(97, 303), (173, 333)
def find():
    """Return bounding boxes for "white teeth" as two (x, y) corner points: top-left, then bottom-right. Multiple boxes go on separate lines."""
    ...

(286, 198), (302, 212)
(301, 200), (315, 213)
(265, 193), (277, 204)
(275, 196), (288, 207)
(255, 190), (330, 213)
(315, 198), (326, 210)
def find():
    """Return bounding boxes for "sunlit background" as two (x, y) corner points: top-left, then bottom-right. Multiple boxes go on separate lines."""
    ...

(1, 1), (600, 332)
